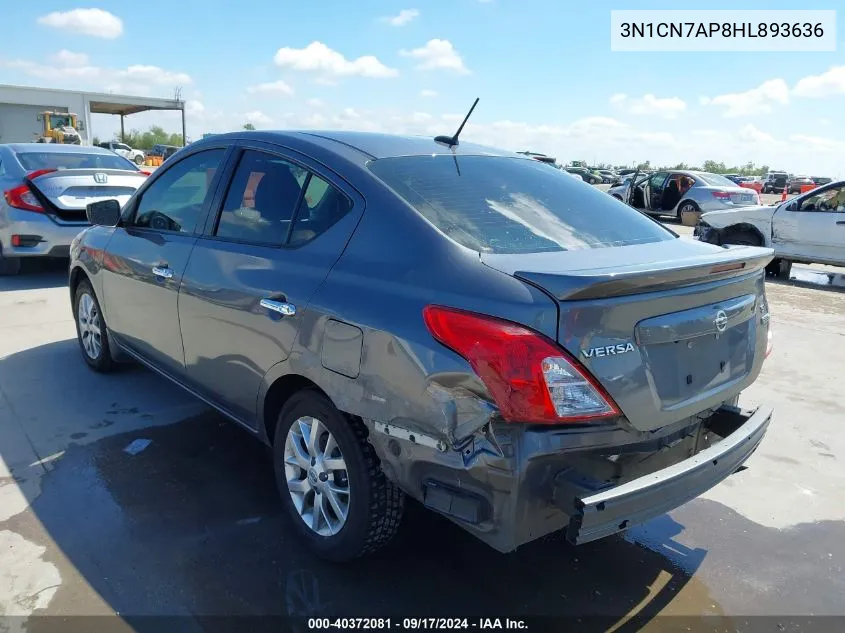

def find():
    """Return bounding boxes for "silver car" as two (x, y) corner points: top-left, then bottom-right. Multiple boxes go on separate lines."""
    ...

(608, 170), (761, 220)
(0, 143), (148, 275)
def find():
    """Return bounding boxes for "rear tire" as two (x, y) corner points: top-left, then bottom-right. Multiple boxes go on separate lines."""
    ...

(134, 154), (144, 165)
(273, 390), (404, 562)
(73, 280), (114, 372)
(677, 200), (698, 221)
(0, 252), (21, 276)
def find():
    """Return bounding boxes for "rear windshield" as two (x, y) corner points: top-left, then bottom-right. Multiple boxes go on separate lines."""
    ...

(16, 151), (137, 172)
(696, 173), (738, 187)
(369, 155), (674, 254)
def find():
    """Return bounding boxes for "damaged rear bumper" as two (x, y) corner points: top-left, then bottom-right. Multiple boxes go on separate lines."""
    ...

(564, 405), (772, 545)
(367, 404), (772, 553)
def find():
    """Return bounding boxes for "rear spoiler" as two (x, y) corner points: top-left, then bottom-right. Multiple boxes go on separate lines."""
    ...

(514, 246), (774, 301)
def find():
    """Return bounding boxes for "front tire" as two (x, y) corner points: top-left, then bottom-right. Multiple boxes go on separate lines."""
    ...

(722, 229), (761, 246)
(273, 390), (404, 562)
(73, 280), (114, 372)
(0, 251), (21, 276)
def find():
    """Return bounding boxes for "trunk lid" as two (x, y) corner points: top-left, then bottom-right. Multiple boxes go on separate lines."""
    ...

(482, 238), (774, 431)
(27, 169), (146, 223)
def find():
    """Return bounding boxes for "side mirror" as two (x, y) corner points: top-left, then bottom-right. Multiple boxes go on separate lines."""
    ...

(86, 199), (121, 226)
(786, 202), (798, 211)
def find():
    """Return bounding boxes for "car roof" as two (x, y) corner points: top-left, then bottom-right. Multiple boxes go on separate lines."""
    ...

(189, 130), (519, 161)
(3, 143), (116, 156)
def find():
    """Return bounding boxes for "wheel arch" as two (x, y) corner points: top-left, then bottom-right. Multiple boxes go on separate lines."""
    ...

(259, 372), (331, 447)
(722, 222), (766, 246)
(69, 264), (90, 302)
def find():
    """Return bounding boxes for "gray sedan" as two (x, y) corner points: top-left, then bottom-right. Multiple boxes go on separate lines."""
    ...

(69, 131), (774, 561)
(608, 170), (761, 219)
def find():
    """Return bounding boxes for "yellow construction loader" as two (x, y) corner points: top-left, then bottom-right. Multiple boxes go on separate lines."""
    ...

(36, 111), (82, 144)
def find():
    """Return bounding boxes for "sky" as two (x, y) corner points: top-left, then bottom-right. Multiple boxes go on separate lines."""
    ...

(1, 1), (843, 176)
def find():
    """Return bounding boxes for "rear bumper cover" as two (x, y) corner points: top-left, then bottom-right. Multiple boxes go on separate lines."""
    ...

(565, 405), (772, 544)
(0, 206), (87, 257)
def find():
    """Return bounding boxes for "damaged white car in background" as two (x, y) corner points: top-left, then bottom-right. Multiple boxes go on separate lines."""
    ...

(695, 179), (845, 279)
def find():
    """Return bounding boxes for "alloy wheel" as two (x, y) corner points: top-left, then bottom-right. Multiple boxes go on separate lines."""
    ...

(283, 416), (351, 537)
(77, 293), (102, 360)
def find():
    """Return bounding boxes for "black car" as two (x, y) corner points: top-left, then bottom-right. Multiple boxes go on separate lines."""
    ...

(761, 172), (789, 194)
(812, 177), (833, 186)
(149, 144), (181, 160)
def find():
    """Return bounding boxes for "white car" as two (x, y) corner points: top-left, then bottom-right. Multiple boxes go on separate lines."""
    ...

(96, 141), (146, 166)
(695, 179), (845, 277)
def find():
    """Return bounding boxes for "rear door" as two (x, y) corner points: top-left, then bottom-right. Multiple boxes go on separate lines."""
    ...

(178, 142), (363, 426)
(101, 147), (230, 376)
(772, 183), (845, 265)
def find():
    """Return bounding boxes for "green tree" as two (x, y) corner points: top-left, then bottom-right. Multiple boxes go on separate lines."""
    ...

(636, 160), (651, 170)
(243, 122), (256, 131)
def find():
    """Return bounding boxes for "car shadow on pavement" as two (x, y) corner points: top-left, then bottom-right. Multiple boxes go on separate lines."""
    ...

(0, 258), (69, 291)
(0, 340), (715, 632)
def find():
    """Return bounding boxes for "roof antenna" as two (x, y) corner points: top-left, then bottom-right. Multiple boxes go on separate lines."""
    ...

(435, 97), (479, 148)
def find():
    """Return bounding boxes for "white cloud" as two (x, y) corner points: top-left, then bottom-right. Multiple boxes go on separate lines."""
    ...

(700, 79), (789, 117)
(1, 57), (191, 96)
(381, 9), (419, 26)
(609, 93), (686, 119)
(400, 39), (469, 74)
(247, 80), (294, 95)
(37, 8), (123, 39)
(788, 134), (845, 152)
(420, 89), (438, 98)
(307, 98), (325, 107)
(244, 111), (273, 127)
(737, 124), (776, 145)
(274, 41), (398, 78)
(793, 66), (845, 98)
(49, 50), (89, 67)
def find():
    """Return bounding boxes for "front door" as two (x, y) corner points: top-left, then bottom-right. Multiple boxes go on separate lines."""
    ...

(646, 171), (669, 211)
(178, 144), (363, 426)
(101, 148), (228, 376)
(773, 183), (845, 265)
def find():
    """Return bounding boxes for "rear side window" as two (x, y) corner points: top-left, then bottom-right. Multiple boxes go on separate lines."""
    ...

(16, 151), (136, 172)
(369, 155), (673, 254)
(215, 149), (352, 247)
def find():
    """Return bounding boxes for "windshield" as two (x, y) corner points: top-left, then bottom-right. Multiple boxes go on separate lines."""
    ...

(369, 155), (674, 254)
(49, 114), (74, 128)
(16, 151), (138, 172)
(697, 173), (738, 187)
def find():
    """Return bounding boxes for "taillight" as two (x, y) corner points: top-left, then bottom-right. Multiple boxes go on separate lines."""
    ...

(4, 184), (44, 213)
(712, 191), (732, 200)
(139, 170), (152, 176)
(422, 305), (621, 424)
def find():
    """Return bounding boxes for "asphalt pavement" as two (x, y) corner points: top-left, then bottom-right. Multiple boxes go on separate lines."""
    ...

(1, 238), (844, 631)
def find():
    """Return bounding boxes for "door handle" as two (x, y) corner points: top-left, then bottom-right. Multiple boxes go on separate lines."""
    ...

(152, 266), (173, 279)
(836, 221), (845, 225)
(260, 299), (296, 317)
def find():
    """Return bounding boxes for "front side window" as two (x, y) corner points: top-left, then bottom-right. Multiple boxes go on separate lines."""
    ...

(133, 149), (225, 233)
(369, 155), (673, 254)
(800, 185), (845, 213)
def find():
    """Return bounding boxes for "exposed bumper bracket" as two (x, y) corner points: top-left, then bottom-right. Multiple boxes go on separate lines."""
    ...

(564, 405), (772, 545)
